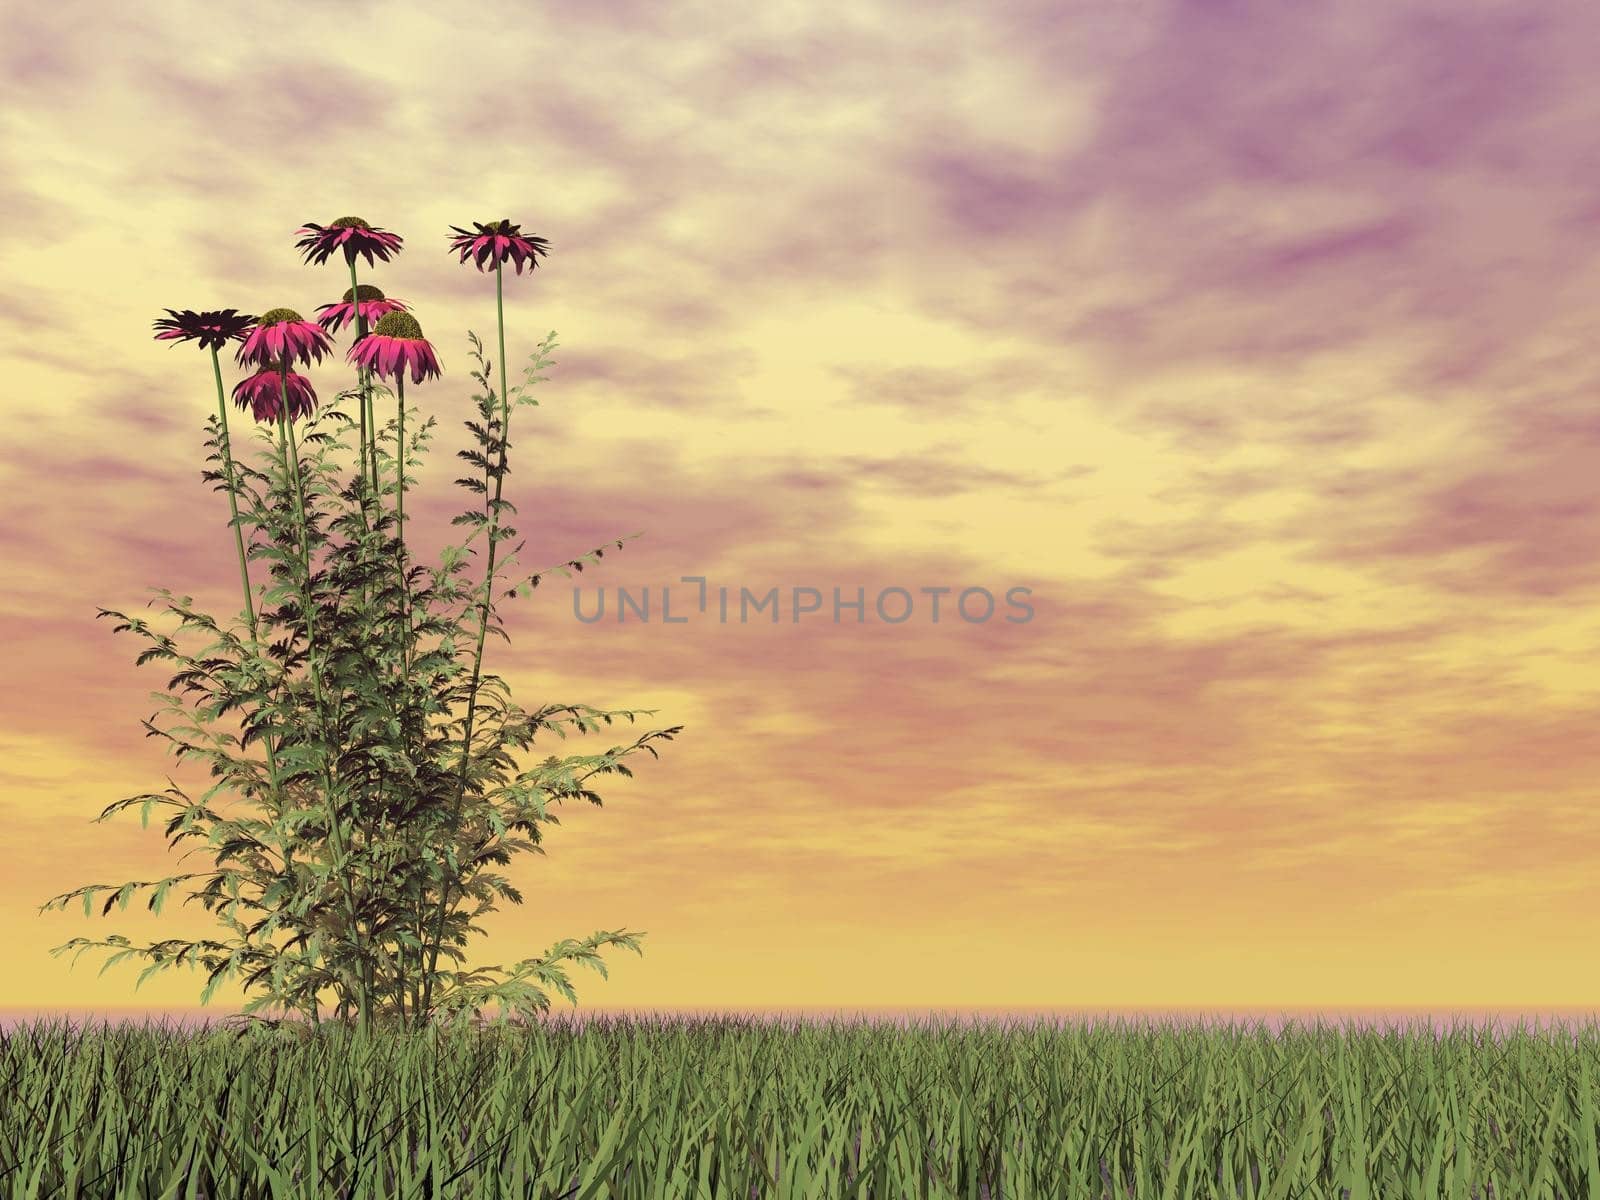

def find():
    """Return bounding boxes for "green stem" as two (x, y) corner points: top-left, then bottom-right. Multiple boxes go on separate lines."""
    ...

(348, 260), (370, 496)
(343, 264), (389, 933)
(422, 262), (512, 1018)
(396, 374), (407, 543)
(396, 375), (412, 668)
(377, 369), (418, 1021)
(277, 381), (374, 1036)
(210, 347), (281, 791)
(346, 259), (378, 618)
(217, 350), (313, 1021)
(366, 390), (380, 501)
(388, 371), (417, 1019)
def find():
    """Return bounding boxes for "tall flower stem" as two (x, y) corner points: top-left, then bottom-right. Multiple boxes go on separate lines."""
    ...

(366, 391), (381, 499)
(208, 346), (282, 793)
(348, 260), (371, 495)
(215, 347), (314, 1016)
(277, 376), (375, 1035)
(395, 375), (407, 541)
(339, 306), (443, 1024)
(345, 262), (378, 608)
(421, 262), (512, 1018)
(345, 266), (383, 844)
(396, 375), (413, 674)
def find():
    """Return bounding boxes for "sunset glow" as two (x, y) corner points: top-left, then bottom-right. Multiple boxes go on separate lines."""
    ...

(3, 0), (1598, 1020)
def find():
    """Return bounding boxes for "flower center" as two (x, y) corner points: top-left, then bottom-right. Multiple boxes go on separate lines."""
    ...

(341, 284), (387, 303)
(373, 310), (424, 340)
(330, 216), (372, 229)
(257, 307), (305, 327)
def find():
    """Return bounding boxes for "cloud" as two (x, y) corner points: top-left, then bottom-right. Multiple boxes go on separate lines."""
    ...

(9, 0), (1600, 1007)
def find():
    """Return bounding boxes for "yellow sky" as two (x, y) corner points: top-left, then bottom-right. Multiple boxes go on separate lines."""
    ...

(3, 0), (1600, 1020)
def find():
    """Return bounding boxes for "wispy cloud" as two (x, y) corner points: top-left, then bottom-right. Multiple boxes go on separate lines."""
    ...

(4, 0), (1600, 1010)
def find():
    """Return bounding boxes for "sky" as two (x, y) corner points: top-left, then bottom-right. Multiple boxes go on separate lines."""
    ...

(3, 0), (1600, 1021)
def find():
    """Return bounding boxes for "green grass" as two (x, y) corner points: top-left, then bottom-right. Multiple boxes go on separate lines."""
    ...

(1, 1008), (1597, 1198)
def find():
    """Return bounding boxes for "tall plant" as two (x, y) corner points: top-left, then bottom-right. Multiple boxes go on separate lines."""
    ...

(40, 218), (682, 1036)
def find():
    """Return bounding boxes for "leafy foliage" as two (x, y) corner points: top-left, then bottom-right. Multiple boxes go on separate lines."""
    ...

(41, 330), (681, 1033)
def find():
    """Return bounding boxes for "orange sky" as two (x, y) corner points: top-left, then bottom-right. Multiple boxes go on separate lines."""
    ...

(4, 0), (1600, 1019)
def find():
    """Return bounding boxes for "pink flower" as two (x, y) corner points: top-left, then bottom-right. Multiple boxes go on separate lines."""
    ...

(295, 216), (404, 268)
(347, 310), (442, 385)
(315, 284), (410, 335)
(236, 307), (335, 371)
(153, 308), (257, 352)
(446, 219), (550, 274)
(232, 359), (318, 424)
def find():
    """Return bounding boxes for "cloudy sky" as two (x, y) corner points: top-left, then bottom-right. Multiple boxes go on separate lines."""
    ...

(4, 0), (1600, 1019)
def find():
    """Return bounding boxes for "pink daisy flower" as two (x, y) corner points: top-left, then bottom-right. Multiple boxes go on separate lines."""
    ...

(347, 310), (442, 385)
(232, 359), (319, 424)
(315, 284), (410, 335)
(152, 308), (256, 352)
(446, 219), (550, 274)
(236, 307), (335, 371)
(295, 216), (404, 268)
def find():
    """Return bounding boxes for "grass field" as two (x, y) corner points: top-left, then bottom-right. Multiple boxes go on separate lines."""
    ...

(1, 1008), (1596, 1198)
